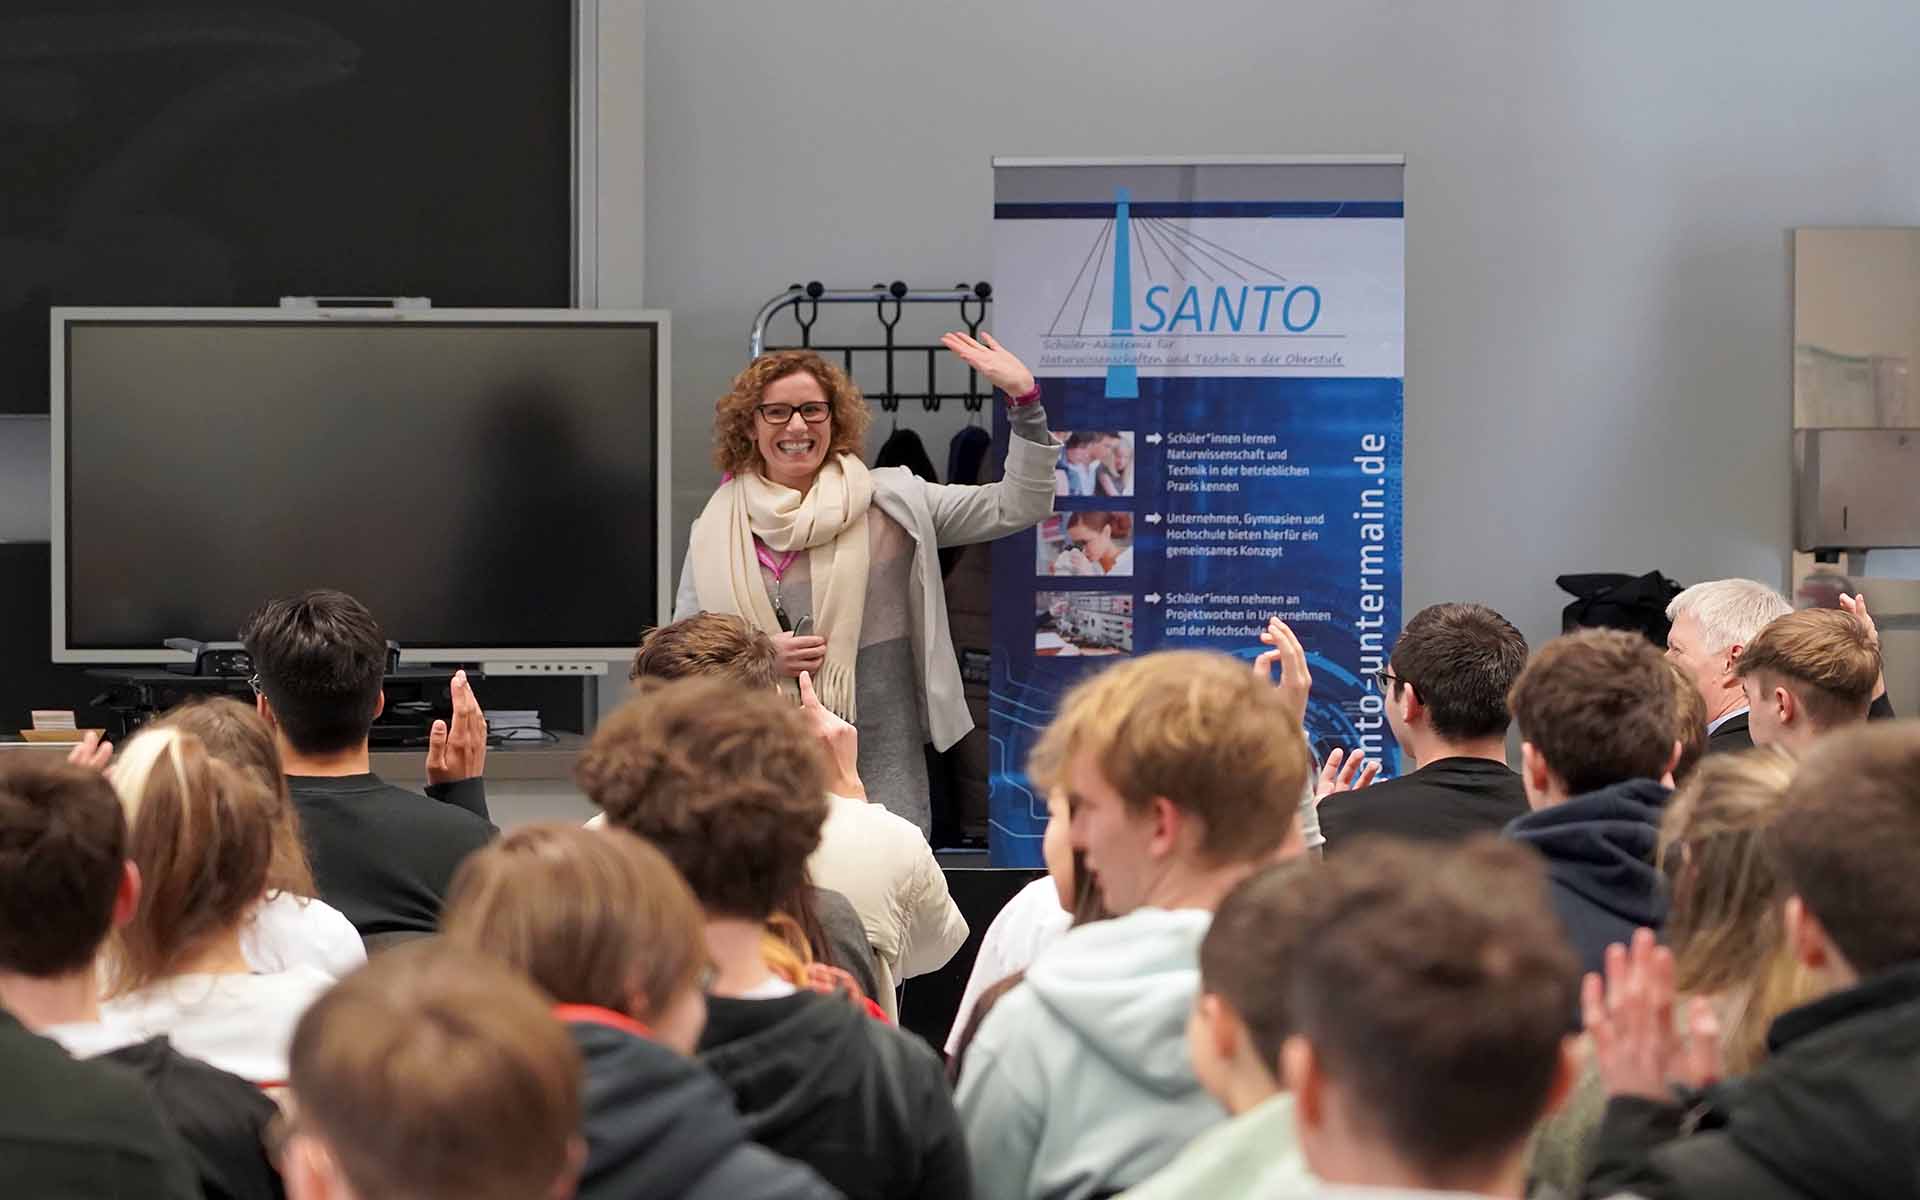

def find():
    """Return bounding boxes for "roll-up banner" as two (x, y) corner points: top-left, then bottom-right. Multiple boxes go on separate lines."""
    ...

(988, 156), (1406, 866)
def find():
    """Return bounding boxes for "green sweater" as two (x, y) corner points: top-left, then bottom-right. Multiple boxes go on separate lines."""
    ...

(1121, 1091), (1311, 1200)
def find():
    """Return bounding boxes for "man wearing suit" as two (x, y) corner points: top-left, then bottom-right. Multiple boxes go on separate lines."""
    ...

(1663, 579), (1794, 755)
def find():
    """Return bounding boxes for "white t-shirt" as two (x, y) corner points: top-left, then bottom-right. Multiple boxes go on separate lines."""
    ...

(943, 875), (1074, 1056)
(97, 967), (335, 1085)
(243, 892), (366, 980)
(42, 1019), (141, 1060)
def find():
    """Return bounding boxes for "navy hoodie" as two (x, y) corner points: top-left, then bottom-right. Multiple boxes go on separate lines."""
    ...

(1507, 777), (1671, 979)
(563, 1009), (839, 1200)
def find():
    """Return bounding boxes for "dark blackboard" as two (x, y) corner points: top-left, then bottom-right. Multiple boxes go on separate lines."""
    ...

(0, 2), (574, 413)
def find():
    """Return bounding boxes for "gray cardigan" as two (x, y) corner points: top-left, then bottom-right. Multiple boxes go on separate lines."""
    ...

(675, 427), (1059, 751)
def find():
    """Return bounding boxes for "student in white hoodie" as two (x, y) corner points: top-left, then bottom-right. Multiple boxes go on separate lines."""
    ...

(954, 649), (1312, 1200)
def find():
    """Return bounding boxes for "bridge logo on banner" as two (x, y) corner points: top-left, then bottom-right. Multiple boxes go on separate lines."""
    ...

(986, 158), (1406, 867)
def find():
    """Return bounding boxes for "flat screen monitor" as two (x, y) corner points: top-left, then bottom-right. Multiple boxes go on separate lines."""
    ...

(52, 307), (670, 663)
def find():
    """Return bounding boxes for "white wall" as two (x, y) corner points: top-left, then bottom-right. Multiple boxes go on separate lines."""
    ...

(635, 0), (1920, 655)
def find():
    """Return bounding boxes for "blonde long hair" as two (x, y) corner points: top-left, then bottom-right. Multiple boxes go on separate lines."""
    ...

(1657, 747), (1814, 1072)
(104, 727), (276, 996)
(155, 698), (317, 901)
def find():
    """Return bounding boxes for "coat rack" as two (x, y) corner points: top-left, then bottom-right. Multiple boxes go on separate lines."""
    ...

(749, 281), (994, 414)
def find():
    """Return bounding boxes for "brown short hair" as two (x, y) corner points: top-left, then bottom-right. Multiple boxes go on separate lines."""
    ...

(104, 728), (276, 997)
(576, 677), (828, 921)
(156, 697), (316, 900)
(1288, 837), (1578, 1176)
(1065, 510), (1134, 540)
(1028, 651), (1309, 863)
(289, 943), (582, 1200)
(0, 760), (127, 977)
(1388, 603), (1529, 741)
(1666, 660), (1710, 787)
(1657, 747), (1805, 1073)
(443, 823), (706, 1023)
(1508, 629), (1677, 795)
(630, 612), (779, 689)
(239, 589), (388, 755)
(1200, 860), (1316, 1074)
(1735, 609), (1880, 731)
(1769, 721), (1920, 975)
(711, 350), (871, 476)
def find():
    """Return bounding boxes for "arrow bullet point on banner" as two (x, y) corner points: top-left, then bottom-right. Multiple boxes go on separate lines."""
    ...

(1145, 433), (1164, 445)
(1144, 593), (1163, 604)
(1144, 513), (1163, 525)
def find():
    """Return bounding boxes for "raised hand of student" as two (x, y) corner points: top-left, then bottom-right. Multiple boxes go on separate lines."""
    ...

(1840, 593), (1889, 701)
(1315, 747), (1381, 799)
(1255, 616), (1313, 722)
(799, 670), (865, 800)
(64, 729), (113, 772)
(426, 669), (488, 784)
(1583, 928), (1722, 1102)
(941, 330), (1036, 398)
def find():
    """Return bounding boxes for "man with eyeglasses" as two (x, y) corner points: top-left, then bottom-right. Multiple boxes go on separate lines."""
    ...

(1318, 603), (1533, 853)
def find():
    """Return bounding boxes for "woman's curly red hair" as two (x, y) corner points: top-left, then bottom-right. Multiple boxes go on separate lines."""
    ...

(711, 351), (872, 476)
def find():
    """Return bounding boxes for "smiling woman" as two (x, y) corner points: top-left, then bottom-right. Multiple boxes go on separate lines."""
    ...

(677, 336), (1058, 835)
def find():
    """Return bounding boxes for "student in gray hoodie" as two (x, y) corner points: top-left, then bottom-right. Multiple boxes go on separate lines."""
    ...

(954, 650), (1313, 1200)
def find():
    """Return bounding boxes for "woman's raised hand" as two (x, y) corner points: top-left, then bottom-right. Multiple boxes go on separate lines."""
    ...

(942, 331), (1036, 398)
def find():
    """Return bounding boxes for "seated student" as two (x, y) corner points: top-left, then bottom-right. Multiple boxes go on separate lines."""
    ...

(1121, 861), (1316, 1199)
(278, 943), (584, 1200)
(1505, 629), (1680, 981)
(578, 677), (967, 1200)
(955, 650), (1310, 1200)
(618, 611), (968, 1019)
(241, 590), (496, 938)
(1317, 603), (1531, 849)
(157, 698), (366, 979)
(96, 727), (333, 1085)
(441, 823), (837, 1200)
(0, 759), (218, 1200)
(1529, 748), (1810, 1195)
(1734, 608), (1880, 753)
(1283, 838), (1582, 1199)
(1581, 721), (1920, 1200)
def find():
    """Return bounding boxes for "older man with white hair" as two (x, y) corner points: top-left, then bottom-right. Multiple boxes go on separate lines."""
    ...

(1663, 578), (1794, 754)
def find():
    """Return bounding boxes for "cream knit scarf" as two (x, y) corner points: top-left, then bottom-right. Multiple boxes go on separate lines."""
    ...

(691, 453), (874, 719)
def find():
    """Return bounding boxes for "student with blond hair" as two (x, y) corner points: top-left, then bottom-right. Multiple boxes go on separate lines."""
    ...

(1735, 608), (1881, 752)
(156, 697), (365, 979)
(955, 650), (1311, 1199)
(442, 823), (836, 1200)
(92, 726), (334, 1084)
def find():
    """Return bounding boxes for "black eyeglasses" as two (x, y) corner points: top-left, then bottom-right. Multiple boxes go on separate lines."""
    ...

(755, 402), (832, 425)
(1373, 668), (1416, 699)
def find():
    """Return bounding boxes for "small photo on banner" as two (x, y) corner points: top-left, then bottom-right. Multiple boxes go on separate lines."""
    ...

(988, 156), (1405, 867)
(1036, 512), (1135, 578)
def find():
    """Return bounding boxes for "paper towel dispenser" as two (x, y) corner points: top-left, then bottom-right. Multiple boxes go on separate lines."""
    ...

(1794, 428), (1920, 555)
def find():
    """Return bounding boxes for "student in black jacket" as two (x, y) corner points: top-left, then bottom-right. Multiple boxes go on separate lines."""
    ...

(241, 590), (495, 937)
(1505, 629), (1681, 982)
(442, 823), (836, 1200)
(1319, 603), (1530, 851)
(1582, 721), (1920, 1200)
(580, 678), (969, 1200)
(0, 758), (244, 1199)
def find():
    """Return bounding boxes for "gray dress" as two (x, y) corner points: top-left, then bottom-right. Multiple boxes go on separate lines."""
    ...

(762, 509), (932, 833)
